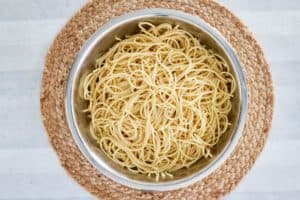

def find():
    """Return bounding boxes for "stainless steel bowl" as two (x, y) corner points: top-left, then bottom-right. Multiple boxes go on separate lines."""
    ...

(65, 8), (248, 191)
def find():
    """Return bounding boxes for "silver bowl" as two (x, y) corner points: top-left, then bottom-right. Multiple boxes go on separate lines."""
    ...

(65, 8), (248, 191)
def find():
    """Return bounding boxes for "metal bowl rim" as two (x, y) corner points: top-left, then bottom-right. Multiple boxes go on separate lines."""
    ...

(65, 8), (248, 191)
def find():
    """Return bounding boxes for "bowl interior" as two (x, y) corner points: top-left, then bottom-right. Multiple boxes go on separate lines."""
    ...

(70, 14), (241, 185)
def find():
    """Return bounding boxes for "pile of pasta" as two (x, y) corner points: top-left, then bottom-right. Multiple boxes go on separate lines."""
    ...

(81, 22), (236, 180)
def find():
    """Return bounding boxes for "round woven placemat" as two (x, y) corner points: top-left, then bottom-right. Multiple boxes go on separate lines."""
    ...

(40, 0), (274, 199)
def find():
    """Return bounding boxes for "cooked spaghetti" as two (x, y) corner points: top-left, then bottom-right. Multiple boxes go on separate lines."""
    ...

(81, 22), (236, 180)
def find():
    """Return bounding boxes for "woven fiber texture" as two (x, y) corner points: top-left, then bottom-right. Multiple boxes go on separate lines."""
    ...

(40, 0), (274, 199)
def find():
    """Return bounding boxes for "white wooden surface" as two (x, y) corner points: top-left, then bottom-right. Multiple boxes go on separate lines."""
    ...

(0, 0), (299, 199)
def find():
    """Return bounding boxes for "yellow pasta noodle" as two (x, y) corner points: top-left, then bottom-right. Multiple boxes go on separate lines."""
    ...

(81, 22), (236, 180)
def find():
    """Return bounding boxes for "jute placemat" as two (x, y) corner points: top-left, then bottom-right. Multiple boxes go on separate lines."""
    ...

(40, 0), (274, 199)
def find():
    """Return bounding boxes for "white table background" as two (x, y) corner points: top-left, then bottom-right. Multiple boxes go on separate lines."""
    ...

(0, 0), (299, 199)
